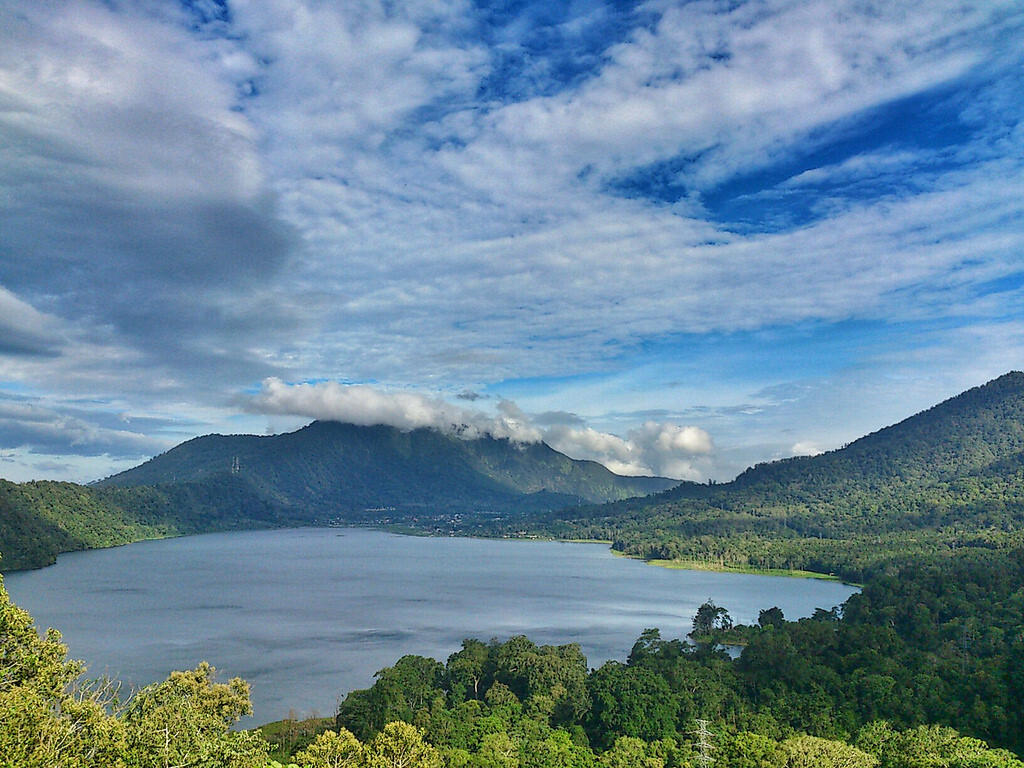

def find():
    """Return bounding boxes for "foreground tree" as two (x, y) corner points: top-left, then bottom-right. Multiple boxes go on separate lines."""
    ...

(364, 721), (442, 768)
(295, 728), (364, 768)
(691, 601), (733, 638)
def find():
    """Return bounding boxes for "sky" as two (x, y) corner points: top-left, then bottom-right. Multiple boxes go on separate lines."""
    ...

(1, 0), (1022, 484)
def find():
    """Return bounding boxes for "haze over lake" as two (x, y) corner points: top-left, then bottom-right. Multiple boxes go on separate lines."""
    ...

(6, 528), (857, 724)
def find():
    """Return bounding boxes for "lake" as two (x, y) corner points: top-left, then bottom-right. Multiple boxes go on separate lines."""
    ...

(4, 528), (857, 724)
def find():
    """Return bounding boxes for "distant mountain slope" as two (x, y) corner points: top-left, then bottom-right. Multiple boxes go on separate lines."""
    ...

(520, 372), (1024, 579)
(100, 421), (676, 514)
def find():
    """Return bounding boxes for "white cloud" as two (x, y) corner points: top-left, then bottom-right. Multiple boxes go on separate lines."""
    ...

(791, 441), (825, 457)
(545, 421), (714, 480)
(0, 398), (171, 458)
(0, 286), (65, 356)
(249, 377), (542, 442)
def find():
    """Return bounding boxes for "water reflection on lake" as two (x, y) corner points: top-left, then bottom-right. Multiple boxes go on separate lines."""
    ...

(5, 528), (857, 723)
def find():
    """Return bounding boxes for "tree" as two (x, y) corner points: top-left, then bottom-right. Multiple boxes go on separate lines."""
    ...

(598, 736), (664, 768)
(691, 601), (733, 638)
(855, 722), (1024, 768)
(0, 575), (126, 768)
(294, 728), (364, 768)
(448, 640), (491, 702)
(364, 721), (442, 768)
(779, 735), (877, 768)
(586, 662), (677, 749)
(719, 731), (781, 768)
(469, 732), (520, 768)
(520, 728), (594, 768)
(121, 662), (268, 768)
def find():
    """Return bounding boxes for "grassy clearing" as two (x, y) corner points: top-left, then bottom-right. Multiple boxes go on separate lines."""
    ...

(611, 551), (844, 581)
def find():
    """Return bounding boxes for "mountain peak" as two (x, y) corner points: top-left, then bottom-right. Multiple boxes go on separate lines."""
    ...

(100, 420), (677, 516)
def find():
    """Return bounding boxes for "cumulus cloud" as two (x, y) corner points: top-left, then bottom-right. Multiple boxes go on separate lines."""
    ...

(545, 421), (713, 480)
(791, 441), (825, 457)
(249, 379), (712, 479)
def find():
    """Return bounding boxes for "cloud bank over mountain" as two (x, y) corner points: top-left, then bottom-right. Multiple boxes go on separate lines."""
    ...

(251, 378), (712, 480)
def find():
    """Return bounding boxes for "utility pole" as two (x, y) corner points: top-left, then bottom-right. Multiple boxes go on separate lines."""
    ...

(693, 719), (715, 768)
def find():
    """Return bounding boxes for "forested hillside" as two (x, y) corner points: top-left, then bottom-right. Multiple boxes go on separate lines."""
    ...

(100, 421), (675, 513)
(0, 477), (299, 571)
(497, 372), (1024, 581)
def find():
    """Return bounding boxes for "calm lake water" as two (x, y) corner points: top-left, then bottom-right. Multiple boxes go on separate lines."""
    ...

(5, 528), (857, 724)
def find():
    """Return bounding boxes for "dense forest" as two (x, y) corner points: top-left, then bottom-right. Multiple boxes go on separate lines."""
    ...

(0, 477), (299, 571)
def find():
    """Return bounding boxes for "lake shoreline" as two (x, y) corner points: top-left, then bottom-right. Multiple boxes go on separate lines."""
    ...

(8, 522), (853, 588)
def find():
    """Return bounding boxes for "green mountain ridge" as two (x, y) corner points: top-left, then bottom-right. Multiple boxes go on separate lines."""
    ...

(518, 371), (1024, 580)
(99, 420), (676, 510)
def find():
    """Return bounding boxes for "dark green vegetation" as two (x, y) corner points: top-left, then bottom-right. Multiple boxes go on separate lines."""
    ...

(1, 422), (673, 572)
(101, 421), (674, 510)
(485, 372), (1024, 583)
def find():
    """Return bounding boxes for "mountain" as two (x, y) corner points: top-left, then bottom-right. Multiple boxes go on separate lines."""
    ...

(517, 372), (1024, 580)
(99, 421), (677, 515)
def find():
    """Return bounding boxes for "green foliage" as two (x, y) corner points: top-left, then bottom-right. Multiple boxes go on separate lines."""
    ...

(121, 662), (266, 768)
(778, 735), (878, 768)
(855, 723), (1024, 768)
(691, 600), (733, 640)
(261, 715), (336, 761)
(363, 721), (442, 768)
(294, 728), (364, 768)
(586, 662), (677, 749)
(0, 476), (295, 573)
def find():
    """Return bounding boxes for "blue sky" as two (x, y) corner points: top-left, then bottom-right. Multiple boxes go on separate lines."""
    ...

(1, 0), (1022, 482)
